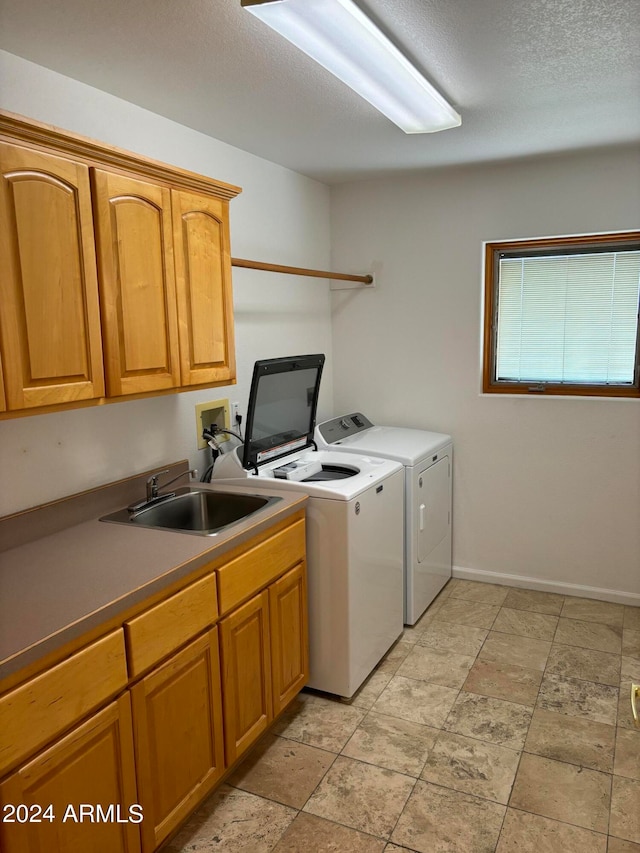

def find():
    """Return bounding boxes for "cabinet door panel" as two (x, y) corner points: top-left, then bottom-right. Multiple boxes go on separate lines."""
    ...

(92, 170), (180, 396)
(171, 190), (235, 386)
(0, 694), (140, 853)
(220, 591), (272, 765)
(0, 142), (104, 409)
(131, 629), (224, 853)
(269, 563), (309, 715)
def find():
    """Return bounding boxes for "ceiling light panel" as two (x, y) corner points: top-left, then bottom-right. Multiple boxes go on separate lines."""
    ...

(242, 0), (461, 134)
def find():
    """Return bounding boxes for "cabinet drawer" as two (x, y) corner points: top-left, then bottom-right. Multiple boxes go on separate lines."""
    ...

(0, 630), (127, 775)
(125, 573), (218, 677)
(217, 519), (306, 616)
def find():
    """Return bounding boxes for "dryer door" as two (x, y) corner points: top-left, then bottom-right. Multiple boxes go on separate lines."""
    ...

(417, 456), (450, 564)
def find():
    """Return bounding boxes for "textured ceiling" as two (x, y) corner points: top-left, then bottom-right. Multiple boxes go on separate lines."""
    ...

(1, 0), (639, 183)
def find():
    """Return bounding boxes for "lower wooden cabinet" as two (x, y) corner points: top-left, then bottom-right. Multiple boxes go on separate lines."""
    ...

(220, 561), (309, 765)
(130, 628), (225, 853)
(0, 514), (308, 853)
(0, 693), (141, 853)
(269, 563), (309, 715)
(220, 590), (273, 766)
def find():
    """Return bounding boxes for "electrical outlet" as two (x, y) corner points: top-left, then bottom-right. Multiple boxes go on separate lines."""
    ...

(231, 401), (240, 426)
(195, 399), (230, 449)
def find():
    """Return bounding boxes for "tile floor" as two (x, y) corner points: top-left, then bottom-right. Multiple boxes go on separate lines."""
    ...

(165, 579), (640, 853)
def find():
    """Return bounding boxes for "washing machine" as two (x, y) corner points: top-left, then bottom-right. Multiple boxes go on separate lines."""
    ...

(213, 356), (404, 699)
(316, 413), (452, 625)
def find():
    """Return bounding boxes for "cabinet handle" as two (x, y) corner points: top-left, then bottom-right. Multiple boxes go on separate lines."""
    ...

(632, 683), (640, 728)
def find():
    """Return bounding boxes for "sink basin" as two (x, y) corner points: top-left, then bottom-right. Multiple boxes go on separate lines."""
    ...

(100, 488), (281, 536)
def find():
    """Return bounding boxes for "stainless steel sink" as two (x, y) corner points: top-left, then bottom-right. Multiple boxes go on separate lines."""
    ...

(100, 488), (281, 536)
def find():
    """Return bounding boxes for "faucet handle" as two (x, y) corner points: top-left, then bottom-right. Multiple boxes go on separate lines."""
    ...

(147, 469), (169, 499)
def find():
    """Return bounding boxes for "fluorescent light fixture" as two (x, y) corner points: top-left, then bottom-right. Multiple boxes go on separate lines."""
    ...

(242, 0), (461, 134)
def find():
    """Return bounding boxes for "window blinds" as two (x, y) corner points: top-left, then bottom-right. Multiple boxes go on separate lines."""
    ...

(496, 250), (640, 385)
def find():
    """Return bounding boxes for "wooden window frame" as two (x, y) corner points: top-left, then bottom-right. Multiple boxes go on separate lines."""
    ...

(482, 232), (640, 398)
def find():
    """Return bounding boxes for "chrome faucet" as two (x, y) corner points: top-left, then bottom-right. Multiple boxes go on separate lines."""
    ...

(128, 468), (198, 515)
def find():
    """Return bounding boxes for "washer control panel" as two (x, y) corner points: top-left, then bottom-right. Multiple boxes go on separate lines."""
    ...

(317, 412), (374, 444)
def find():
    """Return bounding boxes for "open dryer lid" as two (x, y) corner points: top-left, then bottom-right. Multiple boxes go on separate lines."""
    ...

(242, 354), (325, 470)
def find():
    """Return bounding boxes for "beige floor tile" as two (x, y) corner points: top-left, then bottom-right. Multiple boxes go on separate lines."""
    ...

(447, 579), (509, 605)
(391, 780), (506, 853)
(524, 707), (615, 772)
(561, 597), (625, 627)
(342, 711), (438, 777)
(623, 607), (640, 631)
(555, 618), (623, 654)
(399, 623), (429, 645)
(351, 670), (395, 711)
(433, 581), (454, 602)
(273, 693), (366, 752)
(495, 808), (607, 853)
(397, 644), (475, 689)
(272, 812), (386, 852)
(375, 640), (413, 675)
(622, 656), (640, 682)
(164, 785), (296, 853)
(608, 838), (640, 852)
(545, 643), (621, 686)
(502, 588), (565, 616)
(510, 753), (611, 833)
(618, 682), (640, 729)
(614, 727), (640, 780)
(463, 658), (542, 706)
(492, 607), (559, 641)
(433, 598), (500, 629)
(421, 730), (520, 803)
(444, 691), (533, 750)
(303, 756), (415, 839)
(537, 674), (618, 725)
(418, 621), (488, 657)
(372, 675), (459, 728)
(226, 733), (335, 808)
(610, 776), (640, 844)
(622, 629), (640, 659)
(479, 631), (551, 671)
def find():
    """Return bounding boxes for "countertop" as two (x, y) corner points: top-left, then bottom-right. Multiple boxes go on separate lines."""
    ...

(0, 465), (307, 683)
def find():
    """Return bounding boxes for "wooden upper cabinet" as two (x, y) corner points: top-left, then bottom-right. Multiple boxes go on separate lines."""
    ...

(92, 169), (181, 396)
(0, 142), (105, 409)
(171, 189), (236, 386)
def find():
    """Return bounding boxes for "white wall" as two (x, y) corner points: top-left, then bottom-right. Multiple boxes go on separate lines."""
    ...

(0, 51), (333, 515)
(330, 148), (640, 602)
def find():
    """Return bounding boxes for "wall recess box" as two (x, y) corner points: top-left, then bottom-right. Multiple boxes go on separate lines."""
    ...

(195, 399), (230, 449)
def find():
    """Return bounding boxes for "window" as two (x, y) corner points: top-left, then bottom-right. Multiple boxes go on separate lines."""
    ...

(483, 232), (640, 397)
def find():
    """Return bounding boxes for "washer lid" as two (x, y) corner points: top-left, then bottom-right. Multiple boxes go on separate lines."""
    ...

(316, 421), (451, 465)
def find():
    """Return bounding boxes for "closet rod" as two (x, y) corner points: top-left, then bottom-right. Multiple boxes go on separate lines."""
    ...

(231, 257), (373, 284)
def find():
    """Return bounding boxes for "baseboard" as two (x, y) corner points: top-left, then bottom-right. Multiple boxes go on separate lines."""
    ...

(452, 565), (640, 607)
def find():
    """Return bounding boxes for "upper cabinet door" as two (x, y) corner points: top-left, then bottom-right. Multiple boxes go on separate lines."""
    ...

(92, 170), (180, 396)
(0, 142), (105, 409)
(171, 190), (236, 387)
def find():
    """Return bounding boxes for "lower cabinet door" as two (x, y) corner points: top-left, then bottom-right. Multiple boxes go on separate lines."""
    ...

(220, 590), (272, 765)
(130, 628), (225, 853)
(0, 693), (141, 853)
(269, 563), (309, 715)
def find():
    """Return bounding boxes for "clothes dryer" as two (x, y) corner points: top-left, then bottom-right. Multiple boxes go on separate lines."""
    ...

(316, 413), (452, 625)
(213, 357), (404, 699)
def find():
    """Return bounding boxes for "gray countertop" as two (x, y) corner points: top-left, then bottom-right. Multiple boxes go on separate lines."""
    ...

(0, 474), (306, 683)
